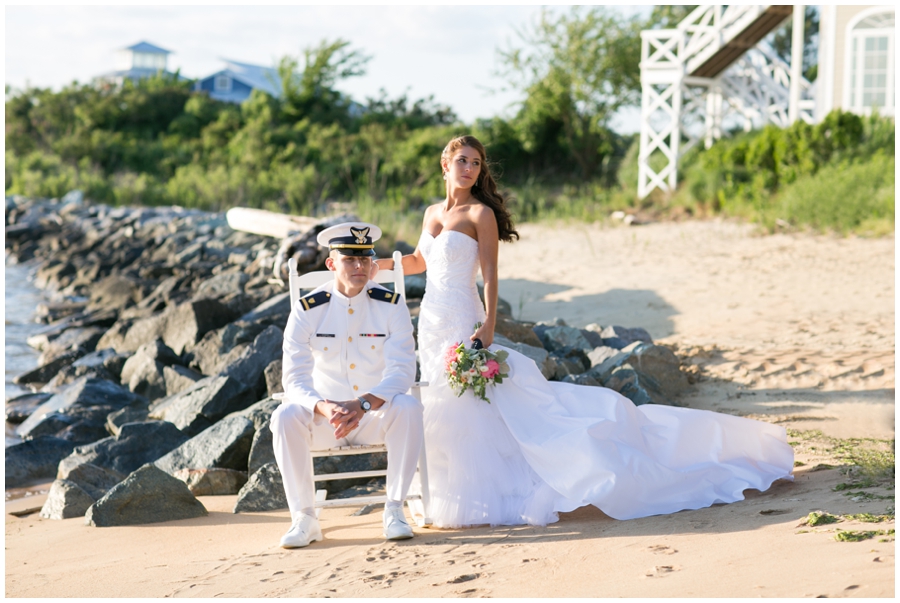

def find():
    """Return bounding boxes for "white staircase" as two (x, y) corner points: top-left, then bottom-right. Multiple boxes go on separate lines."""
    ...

(638, 5), (816, 199)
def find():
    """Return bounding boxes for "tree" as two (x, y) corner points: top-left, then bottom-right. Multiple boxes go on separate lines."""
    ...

(497, 6), (643, 181)
(769, 6), (820, 81)
(278, 39), (371, 127)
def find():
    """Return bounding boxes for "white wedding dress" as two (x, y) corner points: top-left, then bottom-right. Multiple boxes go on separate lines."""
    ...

(416, 229), (794, 528)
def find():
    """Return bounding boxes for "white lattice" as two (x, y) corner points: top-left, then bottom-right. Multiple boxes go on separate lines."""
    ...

(638, 5), (814, 199)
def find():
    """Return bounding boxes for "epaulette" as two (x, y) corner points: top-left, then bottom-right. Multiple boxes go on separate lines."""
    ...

(368, 286), (401, 304)
(298, 290), (331, 311)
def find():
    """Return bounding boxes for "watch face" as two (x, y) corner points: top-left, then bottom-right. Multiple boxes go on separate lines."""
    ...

(361, 400), (371, 411)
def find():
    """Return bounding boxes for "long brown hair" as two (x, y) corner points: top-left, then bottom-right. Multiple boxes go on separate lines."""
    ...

(441, 135), (519, 242)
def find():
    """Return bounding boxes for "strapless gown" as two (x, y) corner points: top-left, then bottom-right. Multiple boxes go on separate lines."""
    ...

(415, 229), (794, 528)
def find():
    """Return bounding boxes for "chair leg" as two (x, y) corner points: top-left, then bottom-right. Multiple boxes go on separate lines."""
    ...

(315, 489), (327, 519)
(407, 383), (432, 527)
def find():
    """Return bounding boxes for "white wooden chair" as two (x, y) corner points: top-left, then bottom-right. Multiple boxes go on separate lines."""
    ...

(274, 251), (432, 527)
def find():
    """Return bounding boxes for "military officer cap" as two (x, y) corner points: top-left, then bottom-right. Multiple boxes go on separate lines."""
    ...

(316, 222), (382, 257)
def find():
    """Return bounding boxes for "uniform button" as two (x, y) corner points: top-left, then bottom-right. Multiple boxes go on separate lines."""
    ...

(353, 385), (359, 391)
(350, 363), (356, 369)
(371, 345), (375, 349)
(324, 347), (328, 351)
(348, 308), (354, 314)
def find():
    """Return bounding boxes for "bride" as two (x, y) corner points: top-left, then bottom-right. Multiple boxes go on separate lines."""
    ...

(375, 135), (794, 528)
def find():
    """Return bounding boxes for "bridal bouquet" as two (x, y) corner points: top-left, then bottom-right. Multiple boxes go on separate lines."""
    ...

(444, 338), (510, 404)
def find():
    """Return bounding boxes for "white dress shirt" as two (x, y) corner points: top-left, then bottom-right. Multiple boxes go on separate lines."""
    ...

(282, 280), (416, 412)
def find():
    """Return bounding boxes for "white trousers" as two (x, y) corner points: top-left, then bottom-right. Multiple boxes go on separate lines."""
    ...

(270, 394), (424, 517)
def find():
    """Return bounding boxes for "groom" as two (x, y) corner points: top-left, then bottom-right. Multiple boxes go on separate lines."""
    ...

(271, 222), (424, 549)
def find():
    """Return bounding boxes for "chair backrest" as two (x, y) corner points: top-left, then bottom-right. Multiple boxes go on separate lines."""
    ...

(288, 250), (405, 307)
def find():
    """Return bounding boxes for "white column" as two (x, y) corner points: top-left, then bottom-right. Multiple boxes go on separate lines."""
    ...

(789, 5), (805, 123)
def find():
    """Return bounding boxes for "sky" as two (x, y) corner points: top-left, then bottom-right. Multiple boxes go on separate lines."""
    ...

(4, 4), (650, 132)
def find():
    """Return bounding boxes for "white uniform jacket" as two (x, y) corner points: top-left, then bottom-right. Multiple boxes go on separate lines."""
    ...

(282, 280), (416, 413)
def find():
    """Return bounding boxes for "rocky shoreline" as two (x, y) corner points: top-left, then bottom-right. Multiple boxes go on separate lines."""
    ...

(5, 193), (690, 527)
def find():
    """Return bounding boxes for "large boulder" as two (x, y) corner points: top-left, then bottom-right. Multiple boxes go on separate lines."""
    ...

(174, 468), (248, 496)
(99, 298), (239, 355)
(40, 479), (96, 520)
(58, 461), (125, 500)
(5, 392), (53, 424)
(13, 349), (86, 386)
(37, 326), (105, 365)
(597, 325), (653, 350)
(493, 334), (557, 380)
(154, 415), (256, 475)
(537, 325), (593, 353)
(148, 375), (256, 436)
(57, 420), (188, 476)
(494, 316), (543, 348)
(237, 292), (291, 325)
(193, 271), (249, 300)
(5, 436), (77, 487)
(586, 342), (688, 405)
(16, 377), (143, 440)
(186, 321), (268, 376)
(219, 325), (283, 394)
(86, 274), (142, 312)
(163, 364), (204, 396)
(85, 464), (208, 527)
(233, 462), (288, 513)
(264, 359), (283, 396)
(248, 419), (276, 476)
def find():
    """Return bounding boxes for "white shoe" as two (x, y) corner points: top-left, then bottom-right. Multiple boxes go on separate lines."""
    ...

(280, 514), (323, 549)
(383, 506), (414, 540)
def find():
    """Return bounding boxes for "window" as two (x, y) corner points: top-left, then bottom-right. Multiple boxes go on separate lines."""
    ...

(214, 75), (232, 92)
(846, 9), (895, 114)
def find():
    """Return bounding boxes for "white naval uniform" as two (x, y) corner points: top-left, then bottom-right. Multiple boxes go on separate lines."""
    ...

(271, 279), (423, 517)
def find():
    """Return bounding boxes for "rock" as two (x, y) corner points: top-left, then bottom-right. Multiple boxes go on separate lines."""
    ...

(120, 354), (166, 401)
(72, 348), (129, 380)
(103, 298), (239, 355)
(193, 271), (248, 299)
(561, 374), (602, 386)
(37, 326), (104, 365)
(603, 366), (655, 406)
(248, 420), (275, 476)
(85, 464), (208, 527)
(106, 406), (150, 436)
(186, 321), (268, 376)
(16, 377), (143, 440)
(58, 462), (125, 500)
(87, 274), (142, 312)
(220, 325), (283, 394)
(537, 325), (593, 353)
(550, 348), (589, 380)
(264, 358), (283, 396)
(57, 420), (188, 476)
(237, 292), (291, 325)
(587, 346), (620, 367)
(599, 325), (653, 350)
(586, 342), (688, 405)
(40, 479), (96, 520)
(154, 415), (255, 475)
(5, 392), (53, 424)
(580, 328), (605, 348)
(493, 334), (557, 380)
(234, 397), (281, 431)
(149, 375), (255, 436)
(233, 462), (288, 513)
(494, 316), (543, 348)
(163, 364), (204, 396)
(173, 468), (248, 496)
(403, 275), (427, 299)
(5, 436), (77, 487)
(13, 349), (85, 386)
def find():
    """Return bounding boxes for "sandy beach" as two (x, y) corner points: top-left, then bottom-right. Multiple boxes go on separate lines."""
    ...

(5, 219), (894, 598)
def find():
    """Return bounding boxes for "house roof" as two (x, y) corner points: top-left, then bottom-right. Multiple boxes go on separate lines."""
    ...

(122, 41), (172, 55)
(219, 58), (281, 96)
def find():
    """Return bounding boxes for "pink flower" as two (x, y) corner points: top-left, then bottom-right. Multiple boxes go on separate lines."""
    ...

(481, 359), (500, 379)
(444, 343), (461, 370)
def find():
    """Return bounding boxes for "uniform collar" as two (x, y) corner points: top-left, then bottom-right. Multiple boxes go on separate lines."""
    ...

(327, 281), (367, 306)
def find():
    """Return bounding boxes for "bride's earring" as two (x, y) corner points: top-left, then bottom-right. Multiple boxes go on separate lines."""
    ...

(442, 172), (447, 181)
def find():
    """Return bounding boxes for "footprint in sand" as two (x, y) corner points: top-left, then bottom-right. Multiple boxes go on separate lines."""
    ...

(645, 565), (682, 578)
(647, 545), (677, 555)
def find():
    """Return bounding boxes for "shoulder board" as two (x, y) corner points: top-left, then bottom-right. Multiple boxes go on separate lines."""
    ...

(367, 287), (401, 305)
(298, 290), (331, 311)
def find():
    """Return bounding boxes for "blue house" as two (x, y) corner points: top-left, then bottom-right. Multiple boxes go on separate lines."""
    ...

(194, 59), (282, 103)
(94, 41), (186, 87)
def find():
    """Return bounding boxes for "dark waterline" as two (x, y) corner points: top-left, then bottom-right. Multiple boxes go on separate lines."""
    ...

(5, 257), (46, 447)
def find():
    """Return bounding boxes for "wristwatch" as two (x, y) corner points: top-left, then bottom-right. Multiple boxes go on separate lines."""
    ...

(357, 397), (372, 412)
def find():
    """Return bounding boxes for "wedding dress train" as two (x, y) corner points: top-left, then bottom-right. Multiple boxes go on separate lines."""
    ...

(415, 229), (794, 528)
